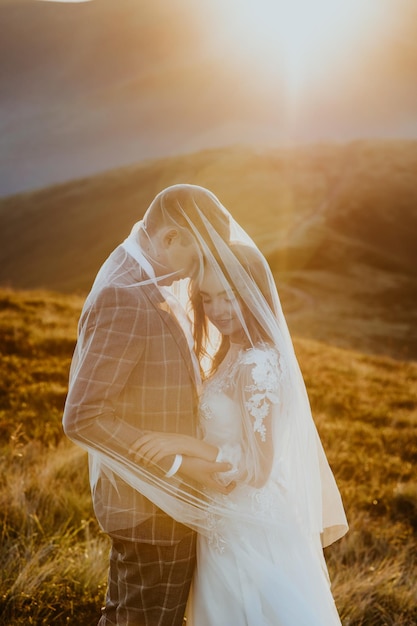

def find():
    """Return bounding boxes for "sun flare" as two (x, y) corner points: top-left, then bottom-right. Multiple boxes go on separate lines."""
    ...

(209, 0), (390, 99)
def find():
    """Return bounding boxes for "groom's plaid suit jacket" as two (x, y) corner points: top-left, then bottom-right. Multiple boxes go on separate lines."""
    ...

(63, 246), (198, 544)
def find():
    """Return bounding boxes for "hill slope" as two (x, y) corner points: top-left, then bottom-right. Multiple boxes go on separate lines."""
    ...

(0, 140), (416, 359)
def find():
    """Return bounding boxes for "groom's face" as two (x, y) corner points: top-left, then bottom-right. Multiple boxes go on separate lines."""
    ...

(159, 229), (200, 283)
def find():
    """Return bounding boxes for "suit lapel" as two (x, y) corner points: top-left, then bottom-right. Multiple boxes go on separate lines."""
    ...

(125, 255), (199, 389)
(144, 283), (199, 388)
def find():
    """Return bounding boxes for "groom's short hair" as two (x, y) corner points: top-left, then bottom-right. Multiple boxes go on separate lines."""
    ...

(144, 185), (231, 248)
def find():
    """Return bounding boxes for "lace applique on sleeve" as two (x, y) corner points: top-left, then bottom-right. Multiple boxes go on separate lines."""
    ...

(241, 347), (284, 441)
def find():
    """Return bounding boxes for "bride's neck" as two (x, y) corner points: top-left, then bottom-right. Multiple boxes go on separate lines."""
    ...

(229, 329), (249, 347)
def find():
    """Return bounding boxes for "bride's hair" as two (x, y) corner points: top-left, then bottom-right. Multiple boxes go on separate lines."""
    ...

(191, 242), (276, 376)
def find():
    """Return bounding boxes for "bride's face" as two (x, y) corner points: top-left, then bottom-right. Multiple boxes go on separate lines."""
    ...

(199, 267), (244, 341)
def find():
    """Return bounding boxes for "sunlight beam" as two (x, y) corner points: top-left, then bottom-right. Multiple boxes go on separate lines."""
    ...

(210, 0), (391, 100)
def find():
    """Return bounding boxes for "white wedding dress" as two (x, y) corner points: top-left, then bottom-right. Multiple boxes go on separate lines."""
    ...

(187, 343), (342, 626)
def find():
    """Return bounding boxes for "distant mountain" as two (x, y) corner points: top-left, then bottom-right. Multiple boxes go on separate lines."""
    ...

(3, 0), (417, 198)
(0, 140), (416, 359)
(0, 0), (274, 196)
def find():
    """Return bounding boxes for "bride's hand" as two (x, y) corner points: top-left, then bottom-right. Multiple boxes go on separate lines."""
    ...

(129, 432), (217, 466)
(180, 456), (236, 494)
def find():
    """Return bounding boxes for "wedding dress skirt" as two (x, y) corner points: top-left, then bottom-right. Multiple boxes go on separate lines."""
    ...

(187, 484), (342, 625)
(186, 344), (343, 626)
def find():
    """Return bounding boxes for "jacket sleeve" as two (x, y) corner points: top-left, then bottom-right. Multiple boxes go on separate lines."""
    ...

(63, 285), (148, 459)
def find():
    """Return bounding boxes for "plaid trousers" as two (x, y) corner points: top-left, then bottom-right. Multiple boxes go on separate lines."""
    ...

(98, 531), (196, 626)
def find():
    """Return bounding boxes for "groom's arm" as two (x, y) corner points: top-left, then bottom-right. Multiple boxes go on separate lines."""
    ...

(63, 286), (148, 459)
(129, 432), (236, 491)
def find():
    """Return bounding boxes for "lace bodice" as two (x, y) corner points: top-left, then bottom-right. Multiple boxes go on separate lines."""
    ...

(199, 343), (285, 488)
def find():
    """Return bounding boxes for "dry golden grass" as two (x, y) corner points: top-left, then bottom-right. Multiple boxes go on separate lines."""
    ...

(0, 287), (416, 625)
(294, 338), (417, 625)
(0, 289), (108, 624)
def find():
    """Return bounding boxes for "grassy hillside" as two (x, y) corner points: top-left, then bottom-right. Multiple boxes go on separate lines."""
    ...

(2, 140), (417, 291)
(0, 140), (416, 360)
(0, 287), (416, 625)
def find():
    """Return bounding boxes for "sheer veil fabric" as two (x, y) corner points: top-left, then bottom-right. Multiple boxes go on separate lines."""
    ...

(66, 184), (347, 549)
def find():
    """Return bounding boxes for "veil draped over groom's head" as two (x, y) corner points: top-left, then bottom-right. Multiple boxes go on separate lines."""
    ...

(69, 183), (347, 549)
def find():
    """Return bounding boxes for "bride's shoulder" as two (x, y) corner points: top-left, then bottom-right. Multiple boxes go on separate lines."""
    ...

(237, 343), (286, 384)
(240, 342), (279, 365)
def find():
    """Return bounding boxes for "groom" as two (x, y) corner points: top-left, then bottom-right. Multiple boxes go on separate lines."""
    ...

(63, 185), (233, 625)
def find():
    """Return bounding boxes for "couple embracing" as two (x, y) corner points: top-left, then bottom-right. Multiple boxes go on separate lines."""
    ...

(63, 184), (348, 626)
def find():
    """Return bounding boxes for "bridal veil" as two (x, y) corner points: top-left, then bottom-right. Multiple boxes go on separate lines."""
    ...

(66, 184), (347, 548)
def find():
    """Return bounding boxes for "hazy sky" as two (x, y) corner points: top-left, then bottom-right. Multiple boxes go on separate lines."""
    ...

(198, 0), (417, 142)
(1, 0), (416, 195)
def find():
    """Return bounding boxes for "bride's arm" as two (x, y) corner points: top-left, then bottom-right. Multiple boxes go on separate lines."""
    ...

(235, 347), (284, 488)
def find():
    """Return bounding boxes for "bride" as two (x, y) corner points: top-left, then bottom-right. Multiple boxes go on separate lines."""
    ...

(130, 216), (348, 624)
(77, 185), (347, 624)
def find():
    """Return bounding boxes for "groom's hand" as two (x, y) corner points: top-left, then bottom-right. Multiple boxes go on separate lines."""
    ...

(179, 456), (236, 494)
